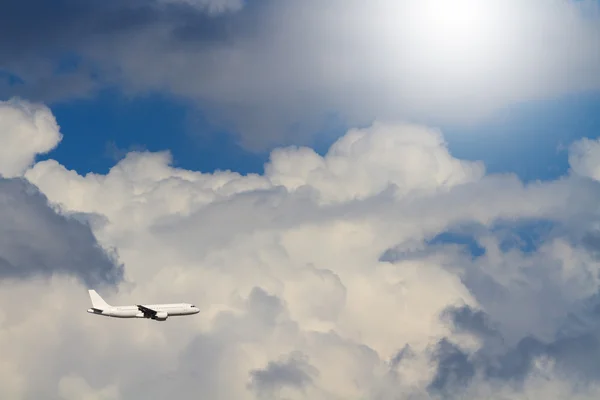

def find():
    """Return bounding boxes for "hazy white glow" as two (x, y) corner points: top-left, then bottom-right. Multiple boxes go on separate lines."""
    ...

(413, 0), (498, 49)
(72, 0), (600, 148)
(402, 0), (512, 89)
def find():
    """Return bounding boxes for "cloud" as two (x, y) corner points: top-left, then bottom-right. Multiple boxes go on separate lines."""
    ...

(424, 302), (600, 398)
(0, 99), (62, 177)
(0, 0), (247, 102)
(569, 137), (600, 181)
(264, 122), (486, 204)
(248, 351), (318, 398)
(0, 98), (122, 289)
(58, 374), (120, 400)
(0, 177), (123, 287)
(159, 0), (245, 14)
(5, 111), (600, 398)
(2, 0), (600, 149)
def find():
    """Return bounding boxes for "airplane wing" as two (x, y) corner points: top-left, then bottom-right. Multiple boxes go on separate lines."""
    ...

(137, 304), (157, 318)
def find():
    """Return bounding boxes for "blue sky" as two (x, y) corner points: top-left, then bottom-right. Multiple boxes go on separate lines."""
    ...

(43, 89), (270, 175)
(446, 91), (600, 182)
(40, 88), (600, 183)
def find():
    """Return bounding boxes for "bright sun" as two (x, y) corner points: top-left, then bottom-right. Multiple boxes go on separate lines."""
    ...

(410, 0), (503, 53)
(389, 0), (517, 100)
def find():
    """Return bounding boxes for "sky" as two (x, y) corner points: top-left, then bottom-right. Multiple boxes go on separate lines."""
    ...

(2, 0), (600, 399)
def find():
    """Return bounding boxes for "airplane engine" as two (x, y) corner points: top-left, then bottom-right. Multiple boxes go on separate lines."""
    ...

(153, 311), (168, 321)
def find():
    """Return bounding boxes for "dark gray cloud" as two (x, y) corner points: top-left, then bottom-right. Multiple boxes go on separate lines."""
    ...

(0, 0), (245, 59)
(0, 177), (123, 287)
(375, 205), (600, 396)
(428, 302), (600, 397)
(390, 344), (415, 368)
(249, 352), (318, 398)
(428, 338), (476, 394)
(442, 305), (502, 343)
(0, 0), (260, 101)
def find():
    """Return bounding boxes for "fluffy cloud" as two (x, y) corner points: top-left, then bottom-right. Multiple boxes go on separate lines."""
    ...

(0, 99), (61, 177)
(0, 177), (123, 286)
(0, 100), (123, 400)
(2, 0), (600, 148)
(0, 109), (598, 399)
(265, 122), (485, 204)
(0, 99), (121, 287)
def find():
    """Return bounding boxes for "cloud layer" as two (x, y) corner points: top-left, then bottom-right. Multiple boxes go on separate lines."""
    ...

(1, 100), (600, 398)
(2, 0), (600, 148)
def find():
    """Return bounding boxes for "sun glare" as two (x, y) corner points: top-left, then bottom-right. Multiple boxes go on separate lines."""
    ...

(380, 0), (519, 103)
(411, 0), (500, 52)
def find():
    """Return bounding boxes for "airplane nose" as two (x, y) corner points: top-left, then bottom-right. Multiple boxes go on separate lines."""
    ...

(193, 307), (200, 314)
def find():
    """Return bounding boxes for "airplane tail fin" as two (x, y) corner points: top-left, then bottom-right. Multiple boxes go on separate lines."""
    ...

(88, 289), (110, 309)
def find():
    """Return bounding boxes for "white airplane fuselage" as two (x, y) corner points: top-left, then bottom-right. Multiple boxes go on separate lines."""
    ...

(87, 290), (199, 321)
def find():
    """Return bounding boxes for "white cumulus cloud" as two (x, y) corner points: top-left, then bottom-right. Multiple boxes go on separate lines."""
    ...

(0, 99), (62, 177)
(3, 106), (600, 398)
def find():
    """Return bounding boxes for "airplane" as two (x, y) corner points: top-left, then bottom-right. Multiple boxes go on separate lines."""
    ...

(86, 289), (200, 321)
